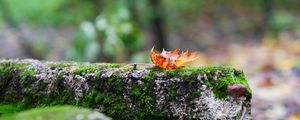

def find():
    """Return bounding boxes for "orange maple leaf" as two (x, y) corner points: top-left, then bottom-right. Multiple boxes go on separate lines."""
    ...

(150, 47), (198, 69)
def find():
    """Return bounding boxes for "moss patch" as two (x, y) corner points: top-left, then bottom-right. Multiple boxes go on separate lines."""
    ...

(146, 66), (252, 98)
(0, 104), (22, 115)
(0, 105), (111, 120)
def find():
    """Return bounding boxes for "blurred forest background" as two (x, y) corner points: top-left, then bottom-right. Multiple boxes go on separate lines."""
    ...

(1, 0), (300, 119)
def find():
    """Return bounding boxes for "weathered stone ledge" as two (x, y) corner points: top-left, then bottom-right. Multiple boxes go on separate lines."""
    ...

(0, 59), (252, 119)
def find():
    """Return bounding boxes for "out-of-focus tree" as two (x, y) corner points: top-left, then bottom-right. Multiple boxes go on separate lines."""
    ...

(149, 0), (166, 50)
(96, 0), (144, 62)
(0, 0), (17, 27)
(67, 0), (144, 62)
(66, 21), (100, 62)
(2, 0), (300, 62)
(1, 0), (98, 26)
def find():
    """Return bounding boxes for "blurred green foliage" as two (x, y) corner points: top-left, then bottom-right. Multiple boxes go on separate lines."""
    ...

(0, 12), (3, 23)
(268, 10), (300, 37)
(271, 11), (293, 31)
(1, 0), (300, 62)
(163, 0), (203, 29)
(97, 5), (143, 61)
(1, 0), (97, 26)
(67, 0), (143, 62)
(66, 21), (100, 61)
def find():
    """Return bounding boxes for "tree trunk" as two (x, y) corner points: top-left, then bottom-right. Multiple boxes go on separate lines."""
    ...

(262, 0), (273, 35)
(149, 0), (167, 51)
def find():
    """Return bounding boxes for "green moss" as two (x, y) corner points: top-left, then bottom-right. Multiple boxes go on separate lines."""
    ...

(129, 73), (157, 119)
(70, 63), (128, 76)
(48, 62), (75, 68)
(19, 67), (36, 84)
(71, 64), (100, 75)
(0, 61), (36, 85)
(24, 88), (32, 94)
(0, 63), (11, 90)
(0, 106), (104, 120)
(0, 62), (25, 80)
(0, 104), (22, 115)
(169, 86), (176, 99)
(79, 91), (128, 118)
(146, 66), (252, 99)
(104, 63), (121, 68)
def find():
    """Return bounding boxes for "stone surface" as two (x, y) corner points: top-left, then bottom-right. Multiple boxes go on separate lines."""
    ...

(0, 59), (252, 119)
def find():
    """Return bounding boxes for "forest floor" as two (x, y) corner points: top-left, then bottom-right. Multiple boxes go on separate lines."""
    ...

(191, 38), (300, 120)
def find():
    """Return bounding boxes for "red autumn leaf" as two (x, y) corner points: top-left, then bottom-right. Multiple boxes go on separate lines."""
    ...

(150, 47), (198, 69)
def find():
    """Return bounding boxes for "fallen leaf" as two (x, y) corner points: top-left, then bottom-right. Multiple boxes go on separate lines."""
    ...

(287, 112), (300, 120)
(150, 47), (198, 69)
(259, 76), (274, 88)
